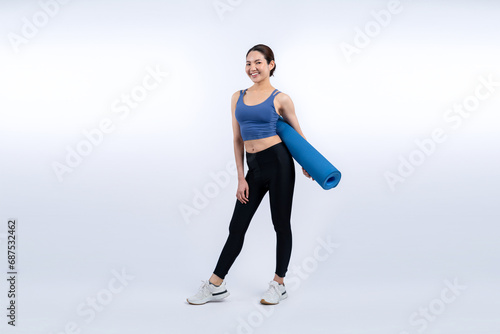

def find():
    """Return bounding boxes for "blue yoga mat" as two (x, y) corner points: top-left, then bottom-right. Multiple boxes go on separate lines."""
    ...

(276, 117), (341, 190)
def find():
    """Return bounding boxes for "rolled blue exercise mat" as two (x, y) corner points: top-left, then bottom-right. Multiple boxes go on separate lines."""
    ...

(276, 116), (341, 190)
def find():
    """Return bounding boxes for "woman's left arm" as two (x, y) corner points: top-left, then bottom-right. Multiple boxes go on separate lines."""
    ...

(276, 93), (307, 140)
(276, 93), (313, 180)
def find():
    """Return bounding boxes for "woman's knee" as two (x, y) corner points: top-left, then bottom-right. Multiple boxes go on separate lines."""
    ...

(228, 221), (248, 236)
(273, 222), (292, 235)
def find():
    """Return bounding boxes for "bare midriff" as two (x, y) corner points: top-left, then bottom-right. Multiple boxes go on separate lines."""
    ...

(244, 134), (282, 153)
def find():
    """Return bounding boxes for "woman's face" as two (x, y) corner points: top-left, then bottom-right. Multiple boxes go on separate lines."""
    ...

(246, 51), (274, 83)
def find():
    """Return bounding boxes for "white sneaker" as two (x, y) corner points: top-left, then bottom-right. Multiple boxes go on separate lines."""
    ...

(187, 280), (230, 305)
(260, 281), (288, 305)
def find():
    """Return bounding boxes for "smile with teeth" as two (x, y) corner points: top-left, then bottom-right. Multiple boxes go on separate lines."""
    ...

(251, 72), (259, 77)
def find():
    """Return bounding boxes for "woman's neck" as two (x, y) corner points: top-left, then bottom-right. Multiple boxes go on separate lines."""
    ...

(250, 80), (273, 91)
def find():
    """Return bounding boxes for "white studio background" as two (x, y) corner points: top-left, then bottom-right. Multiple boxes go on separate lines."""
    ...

(1, 0), (499, 333)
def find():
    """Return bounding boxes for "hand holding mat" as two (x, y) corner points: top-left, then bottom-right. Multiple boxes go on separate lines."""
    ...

(276, 117), (341, 190)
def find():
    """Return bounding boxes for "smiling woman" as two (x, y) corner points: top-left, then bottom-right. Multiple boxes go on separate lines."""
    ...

(246, 45), (276, 78)
(187, 43), (312, 306)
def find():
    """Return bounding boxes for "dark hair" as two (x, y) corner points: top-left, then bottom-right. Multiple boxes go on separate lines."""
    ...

(246, 44), (276, 77)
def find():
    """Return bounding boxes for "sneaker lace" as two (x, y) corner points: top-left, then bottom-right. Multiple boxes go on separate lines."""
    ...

(266, 281), (279, 296)
(198, 280), (209, 291)
(193, 280), (210, 297)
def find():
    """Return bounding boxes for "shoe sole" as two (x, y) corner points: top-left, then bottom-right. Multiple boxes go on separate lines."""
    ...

(260, 292), (288, 305)
(187, 291), (230, 305)
(260, 299), (277, 305)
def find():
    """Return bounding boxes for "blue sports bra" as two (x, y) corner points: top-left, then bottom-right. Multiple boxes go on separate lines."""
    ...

(235, 88), (281, 141)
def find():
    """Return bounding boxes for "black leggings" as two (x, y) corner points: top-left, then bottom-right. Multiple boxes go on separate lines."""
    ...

(213, 141), (295, 279)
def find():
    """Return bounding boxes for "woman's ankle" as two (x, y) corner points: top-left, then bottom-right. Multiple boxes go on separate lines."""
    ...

(209, 274), (223, 286)
(273, 274), (284, 285)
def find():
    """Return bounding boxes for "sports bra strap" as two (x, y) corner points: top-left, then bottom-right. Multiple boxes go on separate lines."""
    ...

(240, 88), (280, 98)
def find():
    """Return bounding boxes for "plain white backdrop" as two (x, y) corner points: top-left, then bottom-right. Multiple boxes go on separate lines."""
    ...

(1, 0), (499, 333)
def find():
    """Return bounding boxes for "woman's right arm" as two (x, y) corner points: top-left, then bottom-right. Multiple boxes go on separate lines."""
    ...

(231, 91), (249, 204)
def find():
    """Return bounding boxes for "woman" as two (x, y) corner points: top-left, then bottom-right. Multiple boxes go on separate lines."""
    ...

(187, 44), (311, 305)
